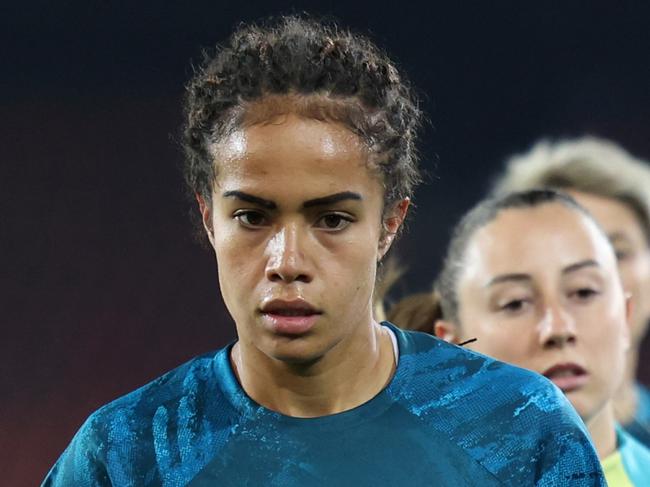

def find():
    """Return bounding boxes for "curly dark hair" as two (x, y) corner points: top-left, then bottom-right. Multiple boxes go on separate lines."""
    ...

(182, 15), (422, 236)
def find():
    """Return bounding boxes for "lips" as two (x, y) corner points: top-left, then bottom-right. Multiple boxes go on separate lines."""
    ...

(542, 363), (589, 393)
(260, 299), (322, 335)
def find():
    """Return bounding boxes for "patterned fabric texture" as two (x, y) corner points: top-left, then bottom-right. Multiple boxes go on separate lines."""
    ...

(611, 425), (650, 486)
(622, 383), (650, 448)
(43, 323), (605, 486)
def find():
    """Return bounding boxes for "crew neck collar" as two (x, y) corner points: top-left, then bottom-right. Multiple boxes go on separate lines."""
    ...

(213, 322), (409, 429)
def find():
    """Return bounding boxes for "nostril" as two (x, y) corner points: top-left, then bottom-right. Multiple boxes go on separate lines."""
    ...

(266, 267), (311, 284)
(544, 334), (577, 349)
(268, 272), (283, 282)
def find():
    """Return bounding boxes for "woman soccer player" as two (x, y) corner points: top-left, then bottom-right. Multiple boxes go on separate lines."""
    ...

(390, 189), (650, 485)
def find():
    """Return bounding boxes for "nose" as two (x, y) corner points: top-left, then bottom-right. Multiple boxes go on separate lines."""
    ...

(538, 302), (577, 349)
(265, 225), (312, 284)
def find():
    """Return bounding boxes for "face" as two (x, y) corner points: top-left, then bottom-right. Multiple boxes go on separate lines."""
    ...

(447, 203), (630, 421)
(568, 190), (650, 345)
(199, 113), (405, 364)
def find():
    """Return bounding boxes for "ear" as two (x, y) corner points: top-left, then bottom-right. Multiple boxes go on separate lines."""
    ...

(434, 319), (460, 343)
(195, 192), (215, 247)
(378, 198), (410, 259)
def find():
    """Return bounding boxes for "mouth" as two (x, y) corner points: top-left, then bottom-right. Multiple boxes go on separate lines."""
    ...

(259, 299), (323, 335)
(542, 363), (589, 393)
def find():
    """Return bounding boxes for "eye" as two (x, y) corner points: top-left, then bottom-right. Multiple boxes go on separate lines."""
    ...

(315, 213), (354, 231)
(500, 299), (529, 314)
(570, 288), (599, 302)
(233, 210), (268, 228)
(614, 249), (632, 261)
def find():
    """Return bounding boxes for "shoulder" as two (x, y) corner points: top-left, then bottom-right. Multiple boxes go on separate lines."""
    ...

(389, 323), (563, 406)
(618, 427), (650, 484)
(43, 347), (240, 486)
(387, 324), (604, 485)
(620, 382), (650, 448)
(636, 382), (650, 420)
(91, 348), (227, 426)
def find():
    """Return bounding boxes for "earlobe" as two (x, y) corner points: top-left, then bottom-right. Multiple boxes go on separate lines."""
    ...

(378, 198), (411, 259)
(434, 320), (459, 343)
(195, 192), (215, 246)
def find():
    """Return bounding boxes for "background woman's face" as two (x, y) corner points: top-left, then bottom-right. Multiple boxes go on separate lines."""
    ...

(454, 203), (630, 421)
(568, 190), (650, 346)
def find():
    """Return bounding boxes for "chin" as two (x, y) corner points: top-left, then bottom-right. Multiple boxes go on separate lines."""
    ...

(263, 336), (331, 365)
(565, 391), (602, 424)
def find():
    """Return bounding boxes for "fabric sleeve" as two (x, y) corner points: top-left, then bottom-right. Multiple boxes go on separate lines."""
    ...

(532, 384), (605, 487)
(41, 416), (112, 487)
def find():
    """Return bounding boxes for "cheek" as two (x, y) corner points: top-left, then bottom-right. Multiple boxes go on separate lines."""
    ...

(212, 229), (264, 300)
(618, 254), (650, 297)
(578, 303), (628, 361)
(461, 311), (534, 367)
(473, 331), (530, 366)
(214, 230), (243, 271)
(327, 238), (377, 299)
(617, 260), (640, 295)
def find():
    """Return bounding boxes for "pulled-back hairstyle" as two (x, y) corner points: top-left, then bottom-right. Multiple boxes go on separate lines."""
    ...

(182, 15), (422, 239)
(388, 189), (599, 331)
(493, 137), (650, 244)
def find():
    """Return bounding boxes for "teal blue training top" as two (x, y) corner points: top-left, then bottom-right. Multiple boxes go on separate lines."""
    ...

(619, 425), (650, 485)
(43, 323), (604, 486)
(622, 383), (650, 448)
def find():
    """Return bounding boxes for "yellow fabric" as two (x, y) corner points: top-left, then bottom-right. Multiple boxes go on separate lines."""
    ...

(602, 450), (634, 487)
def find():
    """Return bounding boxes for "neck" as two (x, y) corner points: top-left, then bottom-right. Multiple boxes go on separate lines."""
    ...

(230, 319), (396, 417)
(613, 348), (639, 424)
(586, 401), (618, 459)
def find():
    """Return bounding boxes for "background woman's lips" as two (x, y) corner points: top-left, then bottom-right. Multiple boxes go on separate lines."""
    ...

(542, 363), (589, 393)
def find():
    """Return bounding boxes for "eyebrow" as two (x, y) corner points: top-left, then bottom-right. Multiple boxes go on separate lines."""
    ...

(485, 260), (600, 287)
(302, 191), (362, 208)
(222, 191), (276, 210)
(486, 273), (531, 287)
(221, 190), (362, 210)
(608, 232), (631, 244)
(562, 259), (599, 274)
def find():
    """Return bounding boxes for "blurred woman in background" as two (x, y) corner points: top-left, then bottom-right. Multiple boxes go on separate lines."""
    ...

(493, 137), (650, 447)
(389, 189), (650, 485)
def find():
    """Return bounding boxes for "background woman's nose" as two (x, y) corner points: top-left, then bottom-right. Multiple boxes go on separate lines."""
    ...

(538, 304), (577, 349)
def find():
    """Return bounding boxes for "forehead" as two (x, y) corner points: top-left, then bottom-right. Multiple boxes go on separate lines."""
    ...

(463, 203), (615, 281)
(568, 190), (647, 244)
(212, 114), (380, 197)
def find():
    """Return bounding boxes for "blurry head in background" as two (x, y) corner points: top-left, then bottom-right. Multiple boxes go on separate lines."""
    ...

(388, 189), (631, 457)
(493, 137), (650, 345)
(492, 137), (650, 432)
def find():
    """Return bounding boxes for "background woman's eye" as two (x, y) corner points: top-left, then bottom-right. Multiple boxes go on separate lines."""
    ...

(317, 213), (352, 230)
(614, 249), (631, 261)
(501, 300), (527, 313)
(235, 211), (267, 227)
(573, 288), (598, 300)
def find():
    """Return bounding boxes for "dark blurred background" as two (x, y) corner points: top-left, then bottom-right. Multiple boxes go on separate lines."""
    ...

(3, 1), (650, 485)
